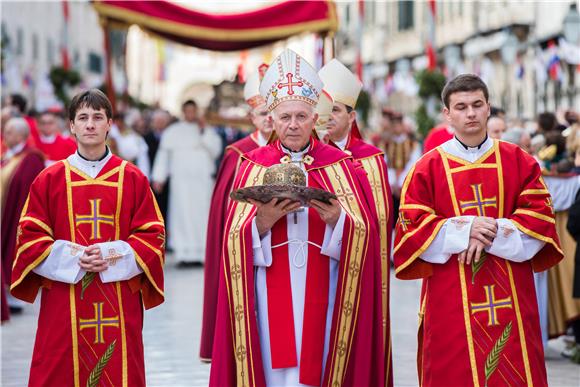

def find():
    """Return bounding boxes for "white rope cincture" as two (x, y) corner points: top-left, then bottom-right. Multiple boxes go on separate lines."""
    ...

(271, 239), (322, 268)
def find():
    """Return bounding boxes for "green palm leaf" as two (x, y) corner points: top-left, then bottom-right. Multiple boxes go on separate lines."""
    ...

(471, 251), (487, 284)
(484, 321), (512, 386)
(81, 272), (96, 300)
(86, 339), (116, 387)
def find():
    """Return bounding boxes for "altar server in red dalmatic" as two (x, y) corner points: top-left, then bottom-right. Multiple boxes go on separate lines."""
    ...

(394, 74), (563, 387)
(210, 49), (384, 387)
(200, 64), (272, 361)
(11, 89), (165, 387)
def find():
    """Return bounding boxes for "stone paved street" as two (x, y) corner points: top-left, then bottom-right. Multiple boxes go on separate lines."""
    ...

(2, 261), (579, 386)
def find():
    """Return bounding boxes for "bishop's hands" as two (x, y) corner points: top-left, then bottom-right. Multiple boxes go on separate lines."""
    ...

(458, 216), (498, 265)
(249, 198), (302, 237)
(309, 198), (341, 228)
(78, 245), (108, 273)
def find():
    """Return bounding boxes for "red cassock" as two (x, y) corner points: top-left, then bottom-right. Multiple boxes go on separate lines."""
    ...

(422, 125), (454, 155)
(35, 134), (77, 163)
(11, 155), (165, 387)
(394, 141), (563, 387)
(340, 128), (394, 387)
(209, 137), (384, 387)
(0, 145), (44, 322)
(200, 132), (261, 361)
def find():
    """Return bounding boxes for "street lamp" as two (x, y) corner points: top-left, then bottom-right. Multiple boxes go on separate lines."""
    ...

(563, 3), (580, 108)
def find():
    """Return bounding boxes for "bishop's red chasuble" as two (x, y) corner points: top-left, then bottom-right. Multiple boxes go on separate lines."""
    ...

(342, 128), (394, 387)
(200, 131), (260, 361)
(394, 141), (563, 387)
(11, 155), (165, 387)
(209, 138), (384, 387)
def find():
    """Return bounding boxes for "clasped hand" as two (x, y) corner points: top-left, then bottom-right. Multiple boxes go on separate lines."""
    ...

(458, 216), (497, 265)
(78, 245), (108, 273)
(249, 197), (341, 236)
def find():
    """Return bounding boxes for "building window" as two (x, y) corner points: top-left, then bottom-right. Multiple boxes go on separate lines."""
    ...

(345, 3), (350, 26)
(16, 28), (23, 56)
(32, 33), (38, 60)
(365, 0), (376, 25)
(88, 52), (102, 74)
(398, 1), (414, 31)
(47, 38), (54, 65)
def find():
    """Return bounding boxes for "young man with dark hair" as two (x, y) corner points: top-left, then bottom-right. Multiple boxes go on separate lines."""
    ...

(394, 74), (563, 386)
(11, 89), (165, 386)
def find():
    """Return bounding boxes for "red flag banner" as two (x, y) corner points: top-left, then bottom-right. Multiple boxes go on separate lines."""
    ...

(93, 0), (338, 51)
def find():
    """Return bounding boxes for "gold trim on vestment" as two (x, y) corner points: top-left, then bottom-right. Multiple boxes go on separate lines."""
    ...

(20, 216), (53, 237)
(506, 262), (534, 385)
(128, 235), (164, 265)
(510, 220), (563, 256)
(226, 163), (265, 387)
(440, 149), (480, 386)
(450, 163), (497, 173)
(520, 189), (549, 196)
(14, 236), (53, 262)
(325, 163), (368, 386)
(115, 161), (127, 240)
(10, 246), (52, 290)
(399, 204), (435, 214)
(133, 249), (164, 298)
(70, 285), (80, 387)
(513, 209), (556, 224)
(116, 282), (128, 387)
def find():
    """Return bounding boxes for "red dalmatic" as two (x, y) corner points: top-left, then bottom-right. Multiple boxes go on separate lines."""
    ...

(394, 141), (563, 387)
(11, 155), (165, 387)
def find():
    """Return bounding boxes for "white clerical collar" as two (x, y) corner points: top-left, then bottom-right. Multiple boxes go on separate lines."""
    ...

(256, 131), (268, 146)
(441, 136), (493, 163)
(334, 136), (348, 151)
(40, 133), (57, 144)
(67, 147), (113, 178)
(392, 133), (408, 143)
(4, 142), (26, 160)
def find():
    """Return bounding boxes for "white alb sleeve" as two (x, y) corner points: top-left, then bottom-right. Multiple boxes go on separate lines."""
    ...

(485, 218), (545, 262)
(420, 216), (475, 264)
(32, 240), (86, 284)
(98, 241), (143, 283)
(251, 218), (273, 267)
(320, 210), (346, 260)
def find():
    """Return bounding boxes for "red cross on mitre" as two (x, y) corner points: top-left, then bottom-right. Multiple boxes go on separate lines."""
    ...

(277, 72), (303, 95)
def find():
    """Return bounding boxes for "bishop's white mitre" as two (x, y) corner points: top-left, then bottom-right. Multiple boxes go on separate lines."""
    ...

(318, 58), (362, 108)
(259, 49), (323, 112)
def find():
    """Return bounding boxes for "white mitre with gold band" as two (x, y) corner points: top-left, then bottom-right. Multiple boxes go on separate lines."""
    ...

(259, 49), (323, 112)
(318, 58), (362, 108)
(315, 89), (333, 134)
(243, 64), (268, 109)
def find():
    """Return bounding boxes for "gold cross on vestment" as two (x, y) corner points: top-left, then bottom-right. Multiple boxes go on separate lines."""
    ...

(75, 199), (114, 240)
(459, 184), (497, 216)
(79, 302), (119, 344)
(470, 285), (513, 326)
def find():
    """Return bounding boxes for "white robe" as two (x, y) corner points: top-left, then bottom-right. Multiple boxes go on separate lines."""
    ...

(251, 147), (346, 386)
(151, 121), (221, 262)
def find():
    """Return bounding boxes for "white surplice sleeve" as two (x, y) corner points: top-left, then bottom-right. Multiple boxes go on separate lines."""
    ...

(32, 240), (85, 284)
(485, 218), (545, 262)
(97, 241), (143, 283)
(420, 216), (475, 264)
(320, 210), (346, 260)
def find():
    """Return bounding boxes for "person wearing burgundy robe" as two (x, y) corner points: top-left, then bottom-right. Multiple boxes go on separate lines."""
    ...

(394, 75), (563, 386)
(200, 100), (272, 361)
(1, 117), (45, 321)
(11, 90), (165, 386)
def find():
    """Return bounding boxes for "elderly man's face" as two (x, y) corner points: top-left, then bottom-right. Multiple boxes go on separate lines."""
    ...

(487, 116), (507, 140)
(271, 100), (317, 152)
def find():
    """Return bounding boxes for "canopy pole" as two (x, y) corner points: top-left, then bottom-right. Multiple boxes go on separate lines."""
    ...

(102, 18), (117, 113)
